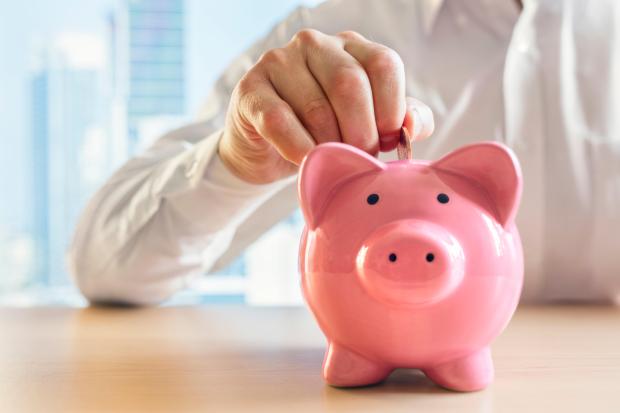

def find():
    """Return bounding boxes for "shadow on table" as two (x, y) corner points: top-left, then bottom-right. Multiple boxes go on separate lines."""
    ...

(321, 368), (493, 412)
(338, 368), (448, 394)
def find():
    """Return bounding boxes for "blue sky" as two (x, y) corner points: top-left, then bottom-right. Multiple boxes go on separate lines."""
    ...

(0, 0), (319, 233)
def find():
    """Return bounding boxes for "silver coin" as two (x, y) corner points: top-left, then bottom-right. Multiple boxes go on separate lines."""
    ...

(396, 126), (413, 160)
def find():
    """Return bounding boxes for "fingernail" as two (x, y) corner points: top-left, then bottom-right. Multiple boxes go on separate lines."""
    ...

(412, 109), (423, 136)
(379, 132), (399, 145)
(411, 105), (434, 140)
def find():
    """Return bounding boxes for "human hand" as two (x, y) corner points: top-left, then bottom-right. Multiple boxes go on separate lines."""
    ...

(218, 29), (434, 184)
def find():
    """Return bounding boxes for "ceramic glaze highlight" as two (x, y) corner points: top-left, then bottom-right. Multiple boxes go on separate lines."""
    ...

(297, 141), (524, 391)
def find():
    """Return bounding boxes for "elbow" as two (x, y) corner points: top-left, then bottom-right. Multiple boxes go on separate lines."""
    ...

(67, 213), (186, 306)
(67, 247), (177, 307)
(73, 267), (176, 307)
(74, 275), (166, 308)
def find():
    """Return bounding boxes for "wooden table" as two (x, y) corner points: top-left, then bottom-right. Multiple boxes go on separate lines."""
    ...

(0, 305), (619, 413)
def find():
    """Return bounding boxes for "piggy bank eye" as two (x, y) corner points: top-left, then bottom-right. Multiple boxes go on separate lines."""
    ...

(367, 193), (379, 205)
(437, 193), (450, 204)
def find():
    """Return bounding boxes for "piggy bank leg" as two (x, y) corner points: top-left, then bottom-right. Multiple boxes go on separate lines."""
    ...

(423, 347), (493, 392)
(323, 342), (391, 387)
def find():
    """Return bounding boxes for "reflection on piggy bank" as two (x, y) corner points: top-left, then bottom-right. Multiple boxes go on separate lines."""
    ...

(297, 141), (523, 391)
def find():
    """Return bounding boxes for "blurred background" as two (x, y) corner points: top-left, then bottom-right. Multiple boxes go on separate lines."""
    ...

(0, 0), (321, 306)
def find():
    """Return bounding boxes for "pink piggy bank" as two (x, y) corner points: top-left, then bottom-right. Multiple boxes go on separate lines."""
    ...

(297, 141), (523, 391)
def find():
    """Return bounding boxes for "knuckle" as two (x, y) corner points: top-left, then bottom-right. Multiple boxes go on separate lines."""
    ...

(257, 48), (288, 67)
(302, 98), (335, 132)
(235, 79), (267, 120)
(329, 67), (368, 100)
(337, 30), (365, 41)
(366, 47), (403, 77)
(259, 103), (289, 134)
(235, 77), (262, 116)
(292, 28), (321, 47)
(235, 74), (256, 98)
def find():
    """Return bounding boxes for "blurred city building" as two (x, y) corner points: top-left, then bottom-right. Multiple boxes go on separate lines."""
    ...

(29, 33), (107, 286)
(2, 0), (317, 305)
(108, 0), (186, 152)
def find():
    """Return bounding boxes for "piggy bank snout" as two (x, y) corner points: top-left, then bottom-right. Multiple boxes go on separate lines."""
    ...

(356, 220), (465, 306)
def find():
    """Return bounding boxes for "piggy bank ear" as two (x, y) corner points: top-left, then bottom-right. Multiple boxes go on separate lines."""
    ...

(432, 141), (523, 227)
(298, 142), (385, 229)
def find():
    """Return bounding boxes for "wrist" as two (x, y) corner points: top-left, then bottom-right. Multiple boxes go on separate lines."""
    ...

(217, 135), (255, 184)
(217, 131), (292, 185)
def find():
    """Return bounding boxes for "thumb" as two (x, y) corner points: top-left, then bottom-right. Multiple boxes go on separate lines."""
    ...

(404, 97), (434, 141)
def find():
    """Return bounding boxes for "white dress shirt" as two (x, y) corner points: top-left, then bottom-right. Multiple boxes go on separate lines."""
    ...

(68, 0), (620, 305)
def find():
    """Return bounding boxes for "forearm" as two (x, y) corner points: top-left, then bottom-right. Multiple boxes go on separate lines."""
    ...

(68, 127), (290, 305)
(67, 1), (376, 305)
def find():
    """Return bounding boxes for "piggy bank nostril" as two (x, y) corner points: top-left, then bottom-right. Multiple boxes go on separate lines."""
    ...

(388, 253), (397, 262)
(426, 253), (435, 263)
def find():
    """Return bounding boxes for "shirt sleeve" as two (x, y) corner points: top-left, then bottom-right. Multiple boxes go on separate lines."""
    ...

(67, 6), (314, 305)
(68, 121), (295, 305)
(67, 0), (418, 305)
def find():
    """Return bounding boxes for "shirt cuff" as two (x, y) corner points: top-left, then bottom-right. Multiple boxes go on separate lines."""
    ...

(203, 132), (293, 194)
(163, 129), (296, 237)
